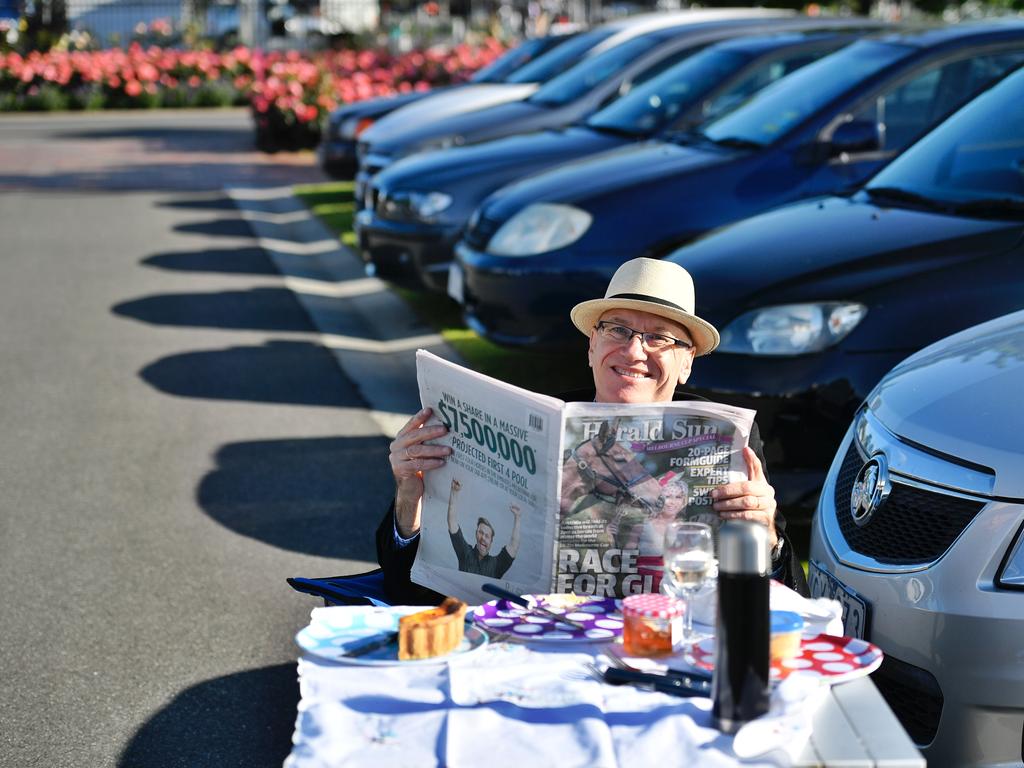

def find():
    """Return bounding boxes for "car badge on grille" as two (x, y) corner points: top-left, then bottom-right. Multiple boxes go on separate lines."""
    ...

(850, 453), (891, 527)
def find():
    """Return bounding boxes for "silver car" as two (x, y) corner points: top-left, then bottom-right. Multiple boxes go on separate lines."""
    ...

(810, 309), (1024, 767)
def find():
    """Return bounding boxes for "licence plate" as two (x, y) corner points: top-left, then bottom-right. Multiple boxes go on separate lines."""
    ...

(809, 560), (870, 639)
(447, 261), (464, 305)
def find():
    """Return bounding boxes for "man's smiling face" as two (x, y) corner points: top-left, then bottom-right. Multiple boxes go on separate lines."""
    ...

(475, 521), (493, 557)
(588, 309), (695, 404)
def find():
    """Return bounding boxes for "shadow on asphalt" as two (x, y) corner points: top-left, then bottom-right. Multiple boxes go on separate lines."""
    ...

(176, 218), (256, 238)
(138, 341), (365, 407)
(142, 247), (281, 275)
(0, 162), (321, 192)
(196, 435), (388, 559)
(114, 288), (315, 331)
(118, 663), (298, 768)
(158, 196), (242, 212)
(53, 127), (257, 152)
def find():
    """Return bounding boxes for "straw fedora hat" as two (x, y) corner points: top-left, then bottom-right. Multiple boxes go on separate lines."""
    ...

(570, 258), (720, 356)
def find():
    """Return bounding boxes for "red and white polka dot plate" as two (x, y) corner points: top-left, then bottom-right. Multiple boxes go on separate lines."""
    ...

(688, 633), (883, 684)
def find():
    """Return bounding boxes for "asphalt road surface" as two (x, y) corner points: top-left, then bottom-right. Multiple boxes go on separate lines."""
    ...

(0, 110), (409, 767)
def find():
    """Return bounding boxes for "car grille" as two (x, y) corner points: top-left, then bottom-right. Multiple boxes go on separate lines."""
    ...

(833, 441), (986, 564)
(463, 212), (502, 251)
(871, 654), (943, 745)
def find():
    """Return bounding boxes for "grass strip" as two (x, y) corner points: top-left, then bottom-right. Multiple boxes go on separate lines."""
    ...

(293, 182), (586, 395)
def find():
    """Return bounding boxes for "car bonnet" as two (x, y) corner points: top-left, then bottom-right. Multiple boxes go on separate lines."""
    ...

(868, 309), (1024, 499)
(478, 139), (728, 219)
(374, 126), (624, 192)
(671, 195), (1023, 329)
(360, 83), (540, 146)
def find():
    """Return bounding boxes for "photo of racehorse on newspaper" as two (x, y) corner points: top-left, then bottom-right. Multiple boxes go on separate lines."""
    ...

(557, 409), (750, 596)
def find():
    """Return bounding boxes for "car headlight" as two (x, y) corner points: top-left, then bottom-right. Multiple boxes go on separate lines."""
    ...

(487, 204), (593, 257)
(413, 135), (465, 155)
(718, 303), (867, 355)
(997, 523), (1024, 590)
(380, 190), (453, 222)
(338, 116), (375, 140)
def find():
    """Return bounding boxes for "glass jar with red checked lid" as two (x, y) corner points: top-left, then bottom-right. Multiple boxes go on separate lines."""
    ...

(622, 593), (684, 656)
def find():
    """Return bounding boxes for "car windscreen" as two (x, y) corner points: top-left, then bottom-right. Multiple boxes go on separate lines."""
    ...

(586, 48), (751, 136)
(864, 65), (1024, 216)
(505, 28), (618, 84)
(526, 33), (673, 107)
(471, 35), (571, 83)
(701, 39), (909, 147)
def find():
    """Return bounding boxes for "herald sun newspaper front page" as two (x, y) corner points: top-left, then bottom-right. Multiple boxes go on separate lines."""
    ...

(410, 351), (755, 604)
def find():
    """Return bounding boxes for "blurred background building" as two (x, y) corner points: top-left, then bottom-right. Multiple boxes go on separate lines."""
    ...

(2, 0), (1013, 55)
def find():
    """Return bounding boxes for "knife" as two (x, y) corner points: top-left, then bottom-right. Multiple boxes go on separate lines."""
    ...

(481, 583), (589, 631)
(602, 665), (711, 698)
(341, 630), (399, 658)
(604, 645), (712, 685)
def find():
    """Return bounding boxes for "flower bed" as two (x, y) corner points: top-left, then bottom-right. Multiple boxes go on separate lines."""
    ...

(0, 38), (507, 150)
(250, 41), (506, 151)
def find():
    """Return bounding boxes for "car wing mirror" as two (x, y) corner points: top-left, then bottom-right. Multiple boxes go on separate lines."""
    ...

(827, 119), (880, 157)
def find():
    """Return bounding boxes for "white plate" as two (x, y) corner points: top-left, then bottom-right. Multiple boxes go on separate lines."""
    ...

(296, 608), (488, 666)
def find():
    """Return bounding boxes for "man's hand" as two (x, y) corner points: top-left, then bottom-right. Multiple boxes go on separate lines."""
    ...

(390, 407), (451, 538)
(507, 503), (523, 557)
(710, 447), (779, 551)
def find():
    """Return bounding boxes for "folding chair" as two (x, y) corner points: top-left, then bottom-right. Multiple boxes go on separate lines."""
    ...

(287, 569), (391, 607)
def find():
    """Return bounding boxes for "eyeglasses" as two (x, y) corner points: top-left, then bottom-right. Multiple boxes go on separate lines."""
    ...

(594, 321), (693, 351)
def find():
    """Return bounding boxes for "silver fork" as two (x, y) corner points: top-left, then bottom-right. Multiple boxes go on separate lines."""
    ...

(601, 645), (636, 671)
(561, 661), (607, 683)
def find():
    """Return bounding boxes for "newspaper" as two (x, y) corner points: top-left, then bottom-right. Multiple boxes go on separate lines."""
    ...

(410, 350), (755, 604)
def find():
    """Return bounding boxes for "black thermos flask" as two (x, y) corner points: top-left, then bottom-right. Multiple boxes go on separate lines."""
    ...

(712, 520), (771, 733)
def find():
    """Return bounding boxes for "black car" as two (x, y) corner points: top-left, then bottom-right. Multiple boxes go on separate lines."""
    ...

(354, 9), (796, 202)
(453, 21), (1024, 348)
(666, 61), (1024, 518)
(356, 22), (885, 291)
(319, 33), (577, 179)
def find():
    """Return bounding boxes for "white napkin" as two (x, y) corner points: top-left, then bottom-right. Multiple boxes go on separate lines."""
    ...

(449, 643), (604, 708)
(446, 643), (619, 768)
(731, 674), (828, 765)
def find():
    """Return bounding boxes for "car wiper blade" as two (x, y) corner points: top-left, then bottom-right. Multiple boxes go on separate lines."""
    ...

(586, 121), (646, 139)
(525, 96), (562, 108)
(947, 197), (1024, 219)
(663, 128), (708, 146)
(707, 135), (763, 150)
(864, 186), (950, 212)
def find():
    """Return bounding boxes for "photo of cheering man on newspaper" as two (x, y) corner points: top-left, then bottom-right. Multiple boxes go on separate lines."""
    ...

(446, 477), (522, 578)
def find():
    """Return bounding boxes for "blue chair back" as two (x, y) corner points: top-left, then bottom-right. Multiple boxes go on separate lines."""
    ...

(287, 569), (391, 607)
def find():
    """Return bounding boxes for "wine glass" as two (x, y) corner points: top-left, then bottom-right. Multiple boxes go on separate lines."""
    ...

(662, 521), (715, 644)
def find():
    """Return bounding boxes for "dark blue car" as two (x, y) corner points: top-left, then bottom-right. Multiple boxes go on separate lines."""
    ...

(662, 61), (1024, 518)
(319, 34), (578, 179)
(354, 10), (797, 204)
(454, 21), (1024, 347)
(356, 22), (885, 291)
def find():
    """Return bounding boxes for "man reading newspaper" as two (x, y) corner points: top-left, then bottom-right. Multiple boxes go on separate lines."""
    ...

(377, 258), (809, 604)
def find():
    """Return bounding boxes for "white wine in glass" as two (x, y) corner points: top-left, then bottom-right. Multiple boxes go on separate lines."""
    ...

(663, 521), (714, 643)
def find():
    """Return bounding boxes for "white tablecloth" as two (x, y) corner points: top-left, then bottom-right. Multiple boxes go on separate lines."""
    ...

(285, 585), (843, 768)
